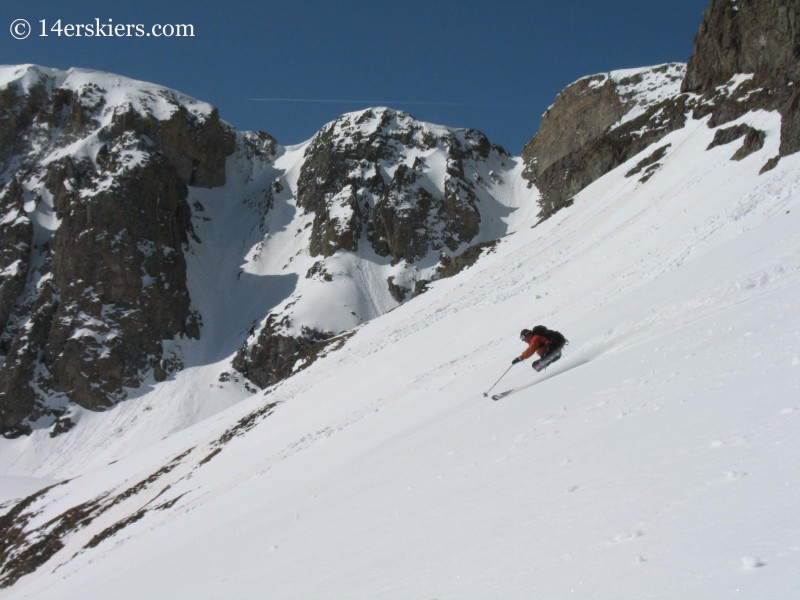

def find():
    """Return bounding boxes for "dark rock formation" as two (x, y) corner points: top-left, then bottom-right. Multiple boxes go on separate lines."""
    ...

(707, 124), (766, 160)
(296, 108), (502, 263)
(625, 144), (672, 182)
(0, 179), (31, 345)
(231, 315), (350, 389)
(523, 0), (800, 219)
(0, 66), (235, 436)
(522, 64), (686, 218)
(684, 0), (800, 159)
(683, 0), (800, 92)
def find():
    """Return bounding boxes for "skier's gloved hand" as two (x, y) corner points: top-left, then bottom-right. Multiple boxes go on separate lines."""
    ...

(512, 357), (522, 365)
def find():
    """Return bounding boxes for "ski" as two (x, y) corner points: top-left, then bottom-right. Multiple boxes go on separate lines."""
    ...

(491, 389), (514, 401)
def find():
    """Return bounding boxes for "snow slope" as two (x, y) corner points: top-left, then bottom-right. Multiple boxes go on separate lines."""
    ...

(1, 105), (799, 597)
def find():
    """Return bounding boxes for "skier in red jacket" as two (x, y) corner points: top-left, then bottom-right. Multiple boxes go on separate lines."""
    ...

(512, 325), (567, 371)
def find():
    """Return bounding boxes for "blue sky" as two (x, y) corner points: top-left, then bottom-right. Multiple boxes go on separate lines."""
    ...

(2, 1), (709, 153)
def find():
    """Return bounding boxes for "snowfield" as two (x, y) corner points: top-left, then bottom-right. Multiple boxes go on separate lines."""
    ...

(1, 101), (799, 598)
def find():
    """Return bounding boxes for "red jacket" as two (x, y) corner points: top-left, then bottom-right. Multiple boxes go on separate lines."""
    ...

(519, 335), (551, 360)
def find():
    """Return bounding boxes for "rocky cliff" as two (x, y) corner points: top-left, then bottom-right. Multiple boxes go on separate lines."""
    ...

(0, 66), (234, 436)
(295, 109), (497, 262)
(522, 0), (800, 216)
(521, 64), (686, 218)
(683, 0), (800, 91)
(683, 0), (800, 158)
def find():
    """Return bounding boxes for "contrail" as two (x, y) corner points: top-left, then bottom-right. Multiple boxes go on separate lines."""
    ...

(248, 98), (471, 107)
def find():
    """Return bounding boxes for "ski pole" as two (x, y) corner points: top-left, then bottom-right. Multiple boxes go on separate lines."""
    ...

(483, 364), (514, 397)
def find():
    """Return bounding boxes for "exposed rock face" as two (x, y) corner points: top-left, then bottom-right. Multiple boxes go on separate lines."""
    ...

(296, 108), (500, 263)
(231, 316), (337, 390)
(683, 0), (800, 158)
(523, 75), (628, 181)
(522, 0), (800, 218)
(683, 0), (800, 92)
(522, 64), (686, 218)
(0, 179), (31, 342)
(0, 66), (235, 436)
(707, 124), (766, 160)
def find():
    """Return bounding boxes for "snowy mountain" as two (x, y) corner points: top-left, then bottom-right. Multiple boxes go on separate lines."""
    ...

(1, 0), (799, 597)
(0, 64), (234, 434)
(228, 107), (533, 390)
(0, 65), (533, 436)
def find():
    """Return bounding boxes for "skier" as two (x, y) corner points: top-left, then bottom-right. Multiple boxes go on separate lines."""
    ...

(512, 325), (567, 372)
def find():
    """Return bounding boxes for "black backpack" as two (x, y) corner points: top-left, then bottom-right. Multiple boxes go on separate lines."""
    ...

(531, 325), (566, 346)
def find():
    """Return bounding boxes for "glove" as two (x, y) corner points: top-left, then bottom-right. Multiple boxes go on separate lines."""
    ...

(512, 357), (522, 365)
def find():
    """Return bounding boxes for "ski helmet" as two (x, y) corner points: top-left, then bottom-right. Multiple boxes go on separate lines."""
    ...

(520, 329), (532, 341)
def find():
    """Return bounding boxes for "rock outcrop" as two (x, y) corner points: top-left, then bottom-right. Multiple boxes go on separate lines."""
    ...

(683, 0), (800, 159)
(522, 64), (686, 218)
(0, 66), (235, 436)
(296, 108), (502, 263)
(683, 0), (800, 92)
(522, 0), (800, 216)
